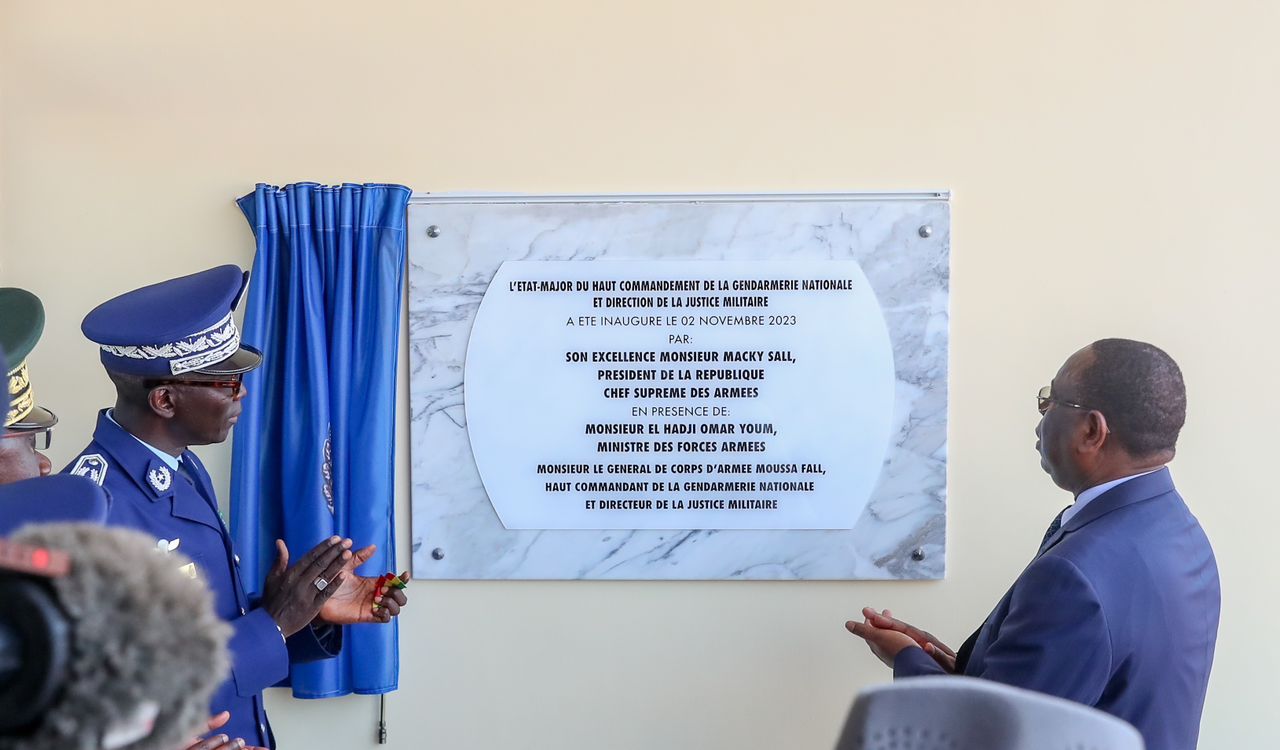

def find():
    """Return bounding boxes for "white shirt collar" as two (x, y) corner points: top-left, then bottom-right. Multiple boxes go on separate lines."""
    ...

(1061, 468), (1162, 526)
(106, 409), (181, 471)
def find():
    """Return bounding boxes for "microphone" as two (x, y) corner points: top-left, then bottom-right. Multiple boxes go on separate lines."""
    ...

(0, 523), (231, 750)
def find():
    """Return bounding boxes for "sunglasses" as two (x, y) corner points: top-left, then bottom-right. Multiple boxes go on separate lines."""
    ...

(146, 377), (244, 398)
(1, 426), (53, 451)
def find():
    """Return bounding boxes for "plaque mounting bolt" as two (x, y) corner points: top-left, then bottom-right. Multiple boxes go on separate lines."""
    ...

(917, 225), (932, 239)
(911, 548), (926, 562)
(426, 225), (441, 238)
(431, 547), (445, 560)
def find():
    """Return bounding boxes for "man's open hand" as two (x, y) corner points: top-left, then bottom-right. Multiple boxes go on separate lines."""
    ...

(317, 544), (410, 625)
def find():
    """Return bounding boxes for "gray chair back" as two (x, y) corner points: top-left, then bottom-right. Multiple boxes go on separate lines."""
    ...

(834, 677), (1144, 750)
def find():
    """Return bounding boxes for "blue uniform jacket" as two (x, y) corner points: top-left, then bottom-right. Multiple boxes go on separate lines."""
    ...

(894, 468), (1220, 750)
(65, 410), (340, 748)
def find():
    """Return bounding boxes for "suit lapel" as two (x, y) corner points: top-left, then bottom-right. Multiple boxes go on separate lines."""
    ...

(169, 487), (223, 532)
(1039, 468), (1175, 553)
(180, 452), (219, 507)
(177, 452), (228, 532)
(960, 470), (1179, 676)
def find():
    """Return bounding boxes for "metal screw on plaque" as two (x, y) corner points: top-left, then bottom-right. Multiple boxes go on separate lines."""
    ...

(431, 547), (445, 560)
(911, 548), (926, 562)
(918, 225), (932, 239)
(426, 225), (441, 238)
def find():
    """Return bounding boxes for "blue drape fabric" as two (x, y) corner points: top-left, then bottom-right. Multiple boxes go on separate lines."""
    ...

(231, 182), (410, 697)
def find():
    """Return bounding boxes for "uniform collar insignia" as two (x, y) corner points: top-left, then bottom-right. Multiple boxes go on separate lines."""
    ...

(146, 462), (173, 496)
(70, 453), (109, 487)
(94, 412), (180, 501)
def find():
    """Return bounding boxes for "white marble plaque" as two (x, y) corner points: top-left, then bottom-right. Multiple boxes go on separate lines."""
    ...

(465, 260), (896, 530)
(409, 194), (949, 580)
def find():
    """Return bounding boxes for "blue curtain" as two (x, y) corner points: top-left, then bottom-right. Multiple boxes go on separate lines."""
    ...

(231, 182), (410, 697)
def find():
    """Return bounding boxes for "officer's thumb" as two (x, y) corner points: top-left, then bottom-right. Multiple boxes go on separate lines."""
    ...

(351, 545), (377, 568)
(272, 539), (290, 576)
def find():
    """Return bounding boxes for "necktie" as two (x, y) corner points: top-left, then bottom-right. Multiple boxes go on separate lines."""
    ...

(176, 459), (198, 486)
(1040, 505), (1070, 549)
(955, 505), (1073, 674)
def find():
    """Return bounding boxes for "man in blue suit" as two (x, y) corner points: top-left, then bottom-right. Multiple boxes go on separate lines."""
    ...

(847, 339), (1220, 750)
(64, 265), (409, 749)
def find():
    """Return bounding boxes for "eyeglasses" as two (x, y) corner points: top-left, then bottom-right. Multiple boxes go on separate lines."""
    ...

(1, 426), (53, 451)
(146, 377), (243, 397)
(1037, 385), (1094, 416)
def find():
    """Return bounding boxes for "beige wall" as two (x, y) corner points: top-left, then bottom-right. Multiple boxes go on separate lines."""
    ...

(3, 1), (1276, 747)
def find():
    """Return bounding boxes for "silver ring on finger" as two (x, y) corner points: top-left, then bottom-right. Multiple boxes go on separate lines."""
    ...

(314, 576), (329, 591)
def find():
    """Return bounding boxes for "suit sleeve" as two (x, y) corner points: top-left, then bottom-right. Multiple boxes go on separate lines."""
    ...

(242, 595), (343, 667)
(968, 555), (1112, 704)
(893, 645), (949, 678)
(270, 625), (343, 689)
(228, 608), (291, 695)
(232, 610), (342, 693)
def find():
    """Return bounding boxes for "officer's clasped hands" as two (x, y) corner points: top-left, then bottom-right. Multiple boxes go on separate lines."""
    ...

(260, 536), (352, 637)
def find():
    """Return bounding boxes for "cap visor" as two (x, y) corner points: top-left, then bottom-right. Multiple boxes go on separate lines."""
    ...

(193, 344), (262, 375)
(10, 405), (57, 430)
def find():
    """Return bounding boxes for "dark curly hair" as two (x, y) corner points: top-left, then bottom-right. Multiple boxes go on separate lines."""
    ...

(1076, 338), (1186, 458)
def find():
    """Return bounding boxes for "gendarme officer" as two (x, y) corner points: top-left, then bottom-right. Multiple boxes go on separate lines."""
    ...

(0, 288), (58, 484)
(65, 265), (407, 748)
(0, 339), (108, 536)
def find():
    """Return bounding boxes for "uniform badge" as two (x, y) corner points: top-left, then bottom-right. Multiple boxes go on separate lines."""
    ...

(147, 466), (172, 493)
(156, 538), (180, 553)
(70, 454), (108, 486)
(177, 562), (199, 579)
